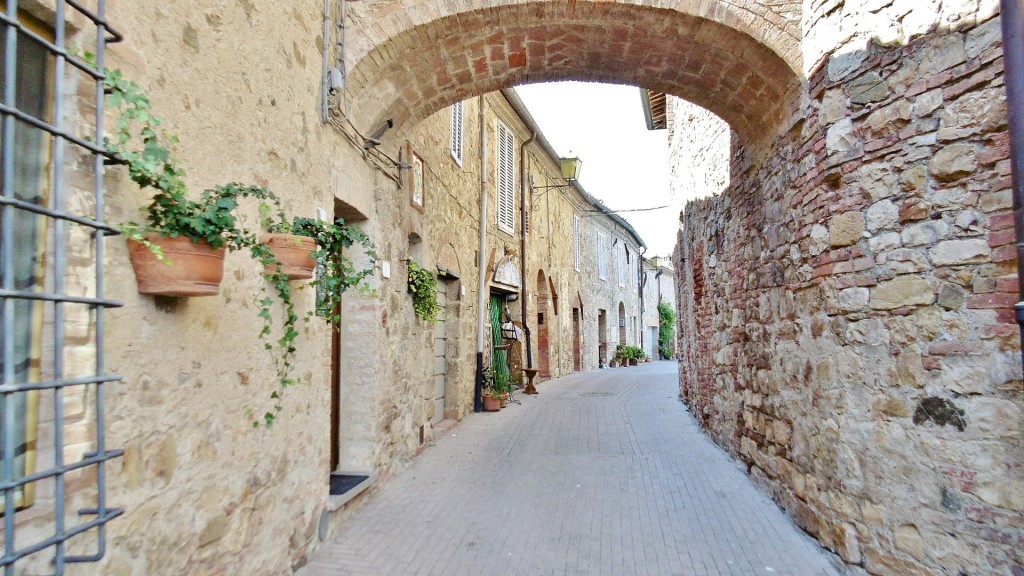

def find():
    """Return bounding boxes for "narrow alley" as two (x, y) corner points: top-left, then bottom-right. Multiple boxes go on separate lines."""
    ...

(300, 363), (840, 576)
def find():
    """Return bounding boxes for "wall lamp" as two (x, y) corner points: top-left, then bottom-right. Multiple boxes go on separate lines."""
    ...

(532, 157), (582, 192)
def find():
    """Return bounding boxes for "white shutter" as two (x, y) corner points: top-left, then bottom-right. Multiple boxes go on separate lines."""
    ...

(598, 232), (608, 280)
(573, 215), (581, 271)
(450, 101), (464, 165)
(496, 121), (515, 233)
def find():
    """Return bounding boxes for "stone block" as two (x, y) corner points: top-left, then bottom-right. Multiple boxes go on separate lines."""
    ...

(838, 287), (870, 311)
(870, 276), (934, 310)
(847, 318), (890, 346)
(849, 72), (890, 104)
(930, 239), (991, 266)
(965, 17), (1002, 58)
(830, 211), (866, 247)
(895, 524), (926, 560)
(866, 200), (899, 232)
(974, 479), (1024, 511)
(969, 397), (1022, 439)
(913, 89), (944, 118)
(869, 231), (902, 252)
(937, 282), (966, 309)
(929, 144), (978, 182)
(918, 34), (967, 76)
(827, 118), (859, 154)
(902, 220), (948, 247)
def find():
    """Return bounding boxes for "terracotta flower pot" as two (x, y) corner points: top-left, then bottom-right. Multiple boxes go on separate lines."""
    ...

(128, 234), (226, 297)
(262, 233), (317, 280)
(483, 394), (501, 412)
(629, 358), (638, 366)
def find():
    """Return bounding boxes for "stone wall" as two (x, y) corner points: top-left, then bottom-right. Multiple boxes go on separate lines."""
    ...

(667, 99), (731, 205)
(675, 6), (1023, 575)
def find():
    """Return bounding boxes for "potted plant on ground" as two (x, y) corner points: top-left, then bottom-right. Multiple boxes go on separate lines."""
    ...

(481, 368), (501, 412)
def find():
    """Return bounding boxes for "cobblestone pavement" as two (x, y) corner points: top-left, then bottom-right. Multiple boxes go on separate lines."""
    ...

(299, 362), (841, 576)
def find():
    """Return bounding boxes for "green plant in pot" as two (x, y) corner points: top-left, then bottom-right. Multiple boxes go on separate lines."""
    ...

(99, 59), (377, 428)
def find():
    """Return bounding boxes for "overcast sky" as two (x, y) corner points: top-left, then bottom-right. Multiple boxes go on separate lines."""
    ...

(514, 82), (677, 258)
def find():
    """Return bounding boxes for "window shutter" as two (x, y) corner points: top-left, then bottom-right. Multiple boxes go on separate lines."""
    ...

(573, 215), (581, 271)
(496, 121), (515, 233)
(450, 101), (464, 164)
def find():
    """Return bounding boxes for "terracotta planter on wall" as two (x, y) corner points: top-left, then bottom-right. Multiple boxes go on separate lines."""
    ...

(128, 235), (226, 297)
(262, 233), (317, 280)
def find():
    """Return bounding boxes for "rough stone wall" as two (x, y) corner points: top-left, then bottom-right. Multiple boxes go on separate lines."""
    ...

(667, 98), (731, 205)
(676, 6), (1023, 575)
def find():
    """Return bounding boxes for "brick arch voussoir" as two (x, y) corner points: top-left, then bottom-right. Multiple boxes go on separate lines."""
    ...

(345, 4), (804, 144)
(346, 0), (803, 77)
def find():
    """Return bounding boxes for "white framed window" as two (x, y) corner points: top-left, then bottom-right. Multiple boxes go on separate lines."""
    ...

(450, 100), (464, 165)
(573, 215), (581, 271)
(597, 232), (609, 280)
(496, 120), (516, 233)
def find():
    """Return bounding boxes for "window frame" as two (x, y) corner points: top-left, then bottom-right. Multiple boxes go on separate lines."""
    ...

(597, 232), (609, 280)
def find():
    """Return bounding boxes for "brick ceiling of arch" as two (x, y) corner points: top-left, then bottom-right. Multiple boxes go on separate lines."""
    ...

(342, 0), (805, 142)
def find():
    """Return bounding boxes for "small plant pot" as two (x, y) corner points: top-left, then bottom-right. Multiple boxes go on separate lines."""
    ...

(262, 233), (317, 280)
(609, 361), (618, 368)
(629, 358), (638, 366)
(483, 395), (501, 412)
(128, 235), (226, 297)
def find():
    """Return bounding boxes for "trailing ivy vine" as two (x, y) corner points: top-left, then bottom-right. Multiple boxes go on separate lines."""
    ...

(657, 300), (676, 360)
(94, 55), (377, 429)
(407, 261), (441, 322)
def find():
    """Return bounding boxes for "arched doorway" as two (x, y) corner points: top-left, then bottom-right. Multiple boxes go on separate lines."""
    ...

(572, 293), (584, 372)
(536, 270), (551, 379)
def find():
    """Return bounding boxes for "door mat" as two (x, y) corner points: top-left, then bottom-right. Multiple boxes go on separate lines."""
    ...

(330, 474), (369, 496)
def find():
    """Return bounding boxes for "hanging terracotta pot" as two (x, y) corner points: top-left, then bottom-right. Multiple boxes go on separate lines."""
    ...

(127, 234), (226, 297)
(261, 233), (318, 280)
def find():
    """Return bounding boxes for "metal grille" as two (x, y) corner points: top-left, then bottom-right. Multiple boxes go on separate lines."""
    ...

(1, 1), (123, 573)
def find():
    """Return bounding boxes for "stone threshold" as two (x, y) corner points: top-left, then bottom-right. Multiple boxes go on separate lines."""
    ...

(327, 471), (376, 512)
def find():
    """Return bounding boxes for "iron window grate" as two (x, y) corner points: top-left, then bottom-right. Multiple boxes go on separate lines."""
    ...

(2, 1), (124, 574)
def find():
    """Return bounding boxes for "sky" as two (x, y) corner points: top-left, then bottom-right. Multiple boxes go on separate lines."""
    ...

(514, 82), (677, 257)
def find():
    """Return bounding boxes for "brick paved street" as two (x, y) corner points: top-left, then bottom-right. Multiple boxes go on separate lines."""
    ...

(299, 362), (841, 576)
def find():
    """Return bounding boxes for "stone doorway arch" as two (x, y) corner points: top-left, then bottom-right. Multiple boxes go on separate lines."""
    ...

(536, 269), (552, 379)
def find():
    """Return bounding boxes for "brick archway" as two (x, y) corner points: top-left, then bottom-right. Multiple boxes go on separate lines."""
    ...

(342, 0), (804, 142)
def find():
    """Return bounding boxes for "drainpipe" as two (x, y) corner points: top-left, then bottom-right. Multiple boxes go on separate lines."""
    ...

(520, 131), (537, 369)
(638, 246), (647, 352)
(1001, 0), (1024, 371)
(475, 95), (488, 413)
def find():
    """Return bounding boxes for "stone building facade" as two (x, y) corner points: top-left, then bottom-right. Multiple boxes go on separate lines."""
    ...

(1, 2), (645, 571)
(641, 258), (677, 359)
(2, 0), (1022, 575)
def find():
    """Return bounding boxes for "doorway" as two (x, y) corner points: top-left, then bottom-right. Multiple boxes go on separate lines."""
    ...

(572, 307), (582, 372)
(536, 270), (551, 378)
(597, 308), (607, 366)
(431, 281), (449, 424)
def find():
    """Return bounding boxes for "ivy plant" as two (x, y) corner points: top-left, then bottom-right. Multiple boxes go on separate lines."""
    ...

(657, 301), (676, 359)
(407, 260), (441, 322)
(94, 55), (377, 429)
